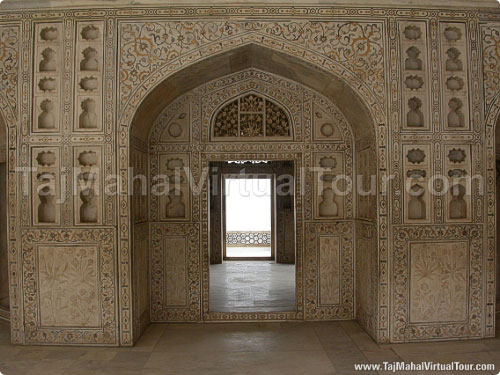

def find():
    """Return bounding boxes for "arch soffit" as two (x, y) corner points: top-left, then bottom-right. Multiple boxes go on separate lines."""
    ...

(127, 43), (381, 145)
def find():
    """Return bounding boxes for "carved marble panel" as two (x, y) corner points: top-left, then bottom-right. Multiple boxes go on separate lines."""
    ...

(355, 221), (377, 339)
(151, 223), (200, 322)
(74, 21), (104, 132)
(132, 222), (149, 339)
(318, 236), (340, 306)
(393, 225), (482, 342)
(73, 146), (103, 225)
(305, 222), (354, 320)
(38, 245), (100, 327)
(31, 147), (61, 226)
(409, 241), (468, 323)
(399, 21), (431, 131)
(21, 228), (117, 344)
(33, 23), (62, 133)
(164, 236), (188, 307)
(440, 22), (470, 131)
(312, 103), (344, 142)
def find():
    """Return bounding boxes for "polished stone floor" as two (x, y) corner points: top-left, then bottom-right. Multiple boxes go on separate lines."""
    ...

(210, 261), (295, 312)
(0, 318), (499, 375)
(225, 246), (272, 257)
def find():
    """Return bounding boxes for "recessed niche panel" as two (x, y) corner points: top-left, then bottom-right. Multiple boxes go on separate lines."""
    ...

(313, 152), (344, 220)
(440, 22), (470, 131)
(33, 23), (62, 135)
(312, 103), (343, 141)
(74, 21), (104, 133)
(399, 20), (430, 131)
(75, 95), (102, 132)
(73, 146), (103, 225)
(158, 154), (190, 221)
(31, 147), (61, 226)
(444, 144), (471, 222)
(402, 144), (431, 223)
(33, 96), (59, 133)
(159, 102), (191, 143)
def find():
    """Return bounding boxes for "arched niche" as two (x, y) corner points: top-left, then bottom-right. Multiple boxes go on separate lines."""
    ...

(128, 43), (380, 343)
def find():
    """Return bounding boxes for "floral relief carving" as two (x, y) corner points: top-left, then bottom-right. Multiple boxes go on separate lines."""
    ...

(409, 241), (468, 323)
(393, 225), (482, 342)
(119, 21), (385, 109)
(305, 222), (354, 320)
(482, 25), (500, 109)
(0, 26), (19, 114)
(38, 246), (100, 327)
(21, 228), (117, 345)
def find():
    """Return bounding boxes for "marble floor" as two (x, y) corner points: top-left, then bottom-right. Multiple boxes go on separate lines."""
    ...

(225, 246), (272, 257)
(210, 261), (295, 312)
(0, 318), (499, 375)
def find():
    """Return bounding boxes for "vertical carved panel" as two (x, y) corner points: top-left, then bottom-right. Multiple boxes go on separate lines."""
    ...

(165, 236), (187, 307)
(33, 23), (62, 133)
(403, 145), (431, 223)
(319, 236), (340, 306)
(74, 22), (104, 132)
(73, 146), (103, 225)
(440, 22), (470, 131)
(32, 147), (61, 226)
(304, 222), (354, 320)
(399, 21), (431, 131)
(151, 223), (200, 322)
(355, 221), (377, 339)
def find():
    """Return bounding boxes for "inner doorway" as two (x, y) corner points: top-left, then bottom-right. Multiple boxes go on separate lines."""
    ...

(224, 176), (273, 260)
(209, 161), (296, 313)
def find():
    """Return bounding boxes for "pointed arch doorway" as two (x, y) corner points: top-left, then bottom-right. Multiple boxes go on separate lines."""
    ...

(127, 43), (380, 341)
